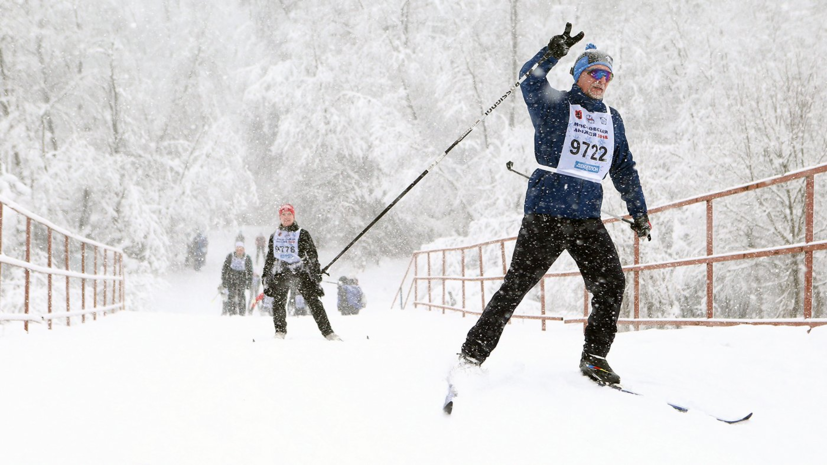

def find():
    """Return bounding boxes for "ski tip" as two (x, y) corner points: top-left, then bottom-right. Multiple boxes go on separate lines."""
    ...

(719, 412), (753, 424)
(443, 401), (454, 415)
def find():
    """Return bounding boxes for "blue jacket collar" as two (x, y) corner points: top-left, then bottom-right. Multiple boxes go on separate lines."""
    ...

(568, 84), (608, 113)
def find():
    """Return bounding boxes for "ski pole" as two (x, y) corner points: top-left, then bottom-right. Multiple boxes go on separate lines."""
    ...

(321, 51), (558, 274)
(506, 160), (532, 180)
(250, 293), (264, 310)
(504, 160), (634, 226)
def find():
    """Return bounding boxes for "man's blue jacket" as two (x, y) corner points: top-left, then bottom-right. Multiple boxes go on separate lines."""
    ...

(520, 47), (648, 220)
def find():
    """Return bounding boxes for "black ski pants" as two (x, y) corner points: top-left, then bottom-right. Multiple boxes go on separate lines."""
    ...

(224, 287), (247, 316)
(266, 271), (333, 336)
(461, 214), (626, 363)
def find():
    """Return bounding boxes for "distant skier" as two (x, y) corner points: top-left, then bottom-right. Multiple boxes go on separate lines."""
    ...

(262, 204), (340, 341)
(189, 231), (209, 271)
(447, 291), (456, 307)
(455, 25), (651, 386)
(286, 282), (307, 316)
(291, 289), (308, 316)
(255, 232), (267, 264)
(221, 242), (253, 316)
(260, 295), (274, 316)
(337, 276), (366, 316)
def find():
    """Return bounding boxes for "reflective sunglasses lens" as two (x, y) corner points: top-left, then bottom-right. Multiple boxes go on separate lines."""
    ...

(588, 69), (613, 81)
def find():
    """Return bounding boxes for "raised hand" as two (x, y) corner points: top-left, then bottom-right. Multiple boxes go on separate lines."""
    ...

(548, 23), (585, 59)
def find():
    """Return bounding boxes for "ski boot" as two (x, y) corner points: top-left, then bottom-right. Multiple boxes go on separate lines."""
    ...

(580, 352), (621, 386)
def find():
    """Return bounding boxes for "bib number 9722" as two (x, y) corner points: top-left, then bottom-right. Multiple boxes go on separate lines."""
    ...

(570, 139), (608, 162)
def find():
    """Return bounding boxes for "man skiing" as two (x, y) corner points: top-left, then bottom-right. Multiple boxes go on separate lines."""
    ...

(456, 24), (651, 386)
(262, 204), (340, 341)
(221, 242), (253, 316)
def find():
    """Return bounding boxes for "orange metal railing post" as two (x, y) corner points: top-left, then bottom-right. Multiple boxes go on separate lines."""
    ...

(461, 249), (466, 317)
(427, 252), (432, 310)
(633, 233), (640, 331)
(478, 246), (485, 312)
(540, 278), (547, 331)
(24, 218), (31, 332)
(500, 242), (507, 275)
(413, 253), (419, 310)
(706, 200), (714, 319)
(805, 175), (814, 319)
(442, 250), (446, 314)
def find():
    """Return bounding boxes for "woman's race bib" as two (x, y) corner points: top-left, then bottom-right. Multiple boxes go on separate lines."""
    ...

(273, 229), (302, 265)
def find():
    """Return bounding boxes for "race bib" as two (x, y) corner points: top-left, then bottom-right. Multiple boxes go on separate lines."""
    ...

(555, 104), (615, 183)
(273, 229), (302, 264)
(230, 255), (246, 271)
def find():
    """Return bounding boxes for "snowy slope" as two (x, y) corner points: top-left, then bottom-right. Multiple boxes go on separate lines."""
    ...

(0, 228), (824, 465)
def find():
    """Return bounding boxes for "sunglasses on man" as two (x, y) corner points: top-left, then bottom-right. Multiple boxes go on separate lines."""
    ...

(587, 69), (613, 82)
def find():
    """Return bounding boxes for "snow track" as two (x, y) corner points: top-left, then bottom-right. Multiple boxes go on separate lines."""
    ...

(1, 232), (824, 464)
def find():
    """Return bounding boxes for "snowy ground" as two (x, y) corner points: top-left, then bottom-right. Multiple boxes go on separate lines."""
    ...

(1, 228), (825, 464)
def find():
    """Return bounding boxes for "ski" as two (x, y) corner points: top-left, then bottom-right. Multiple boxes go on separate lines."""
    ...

(602, 382), (753, 424)
(443, 374), (752, 424)
(442, 382), (457, 415)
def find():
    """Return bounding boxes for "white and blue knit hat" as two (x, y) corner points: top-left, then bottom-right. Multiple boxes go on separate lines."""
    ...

(570, 44), (614, 82)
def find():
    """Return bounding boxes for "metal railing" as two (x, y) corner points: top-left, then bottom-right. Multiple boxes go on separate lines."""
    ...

(0, 196), (126, 332)
(392, 163), (827, 329)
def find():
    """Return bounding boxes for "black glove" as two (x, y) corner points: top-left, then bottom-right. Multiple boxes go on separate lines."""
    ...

(548, 23), (585, 59)
(630, 214), (652, 241)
